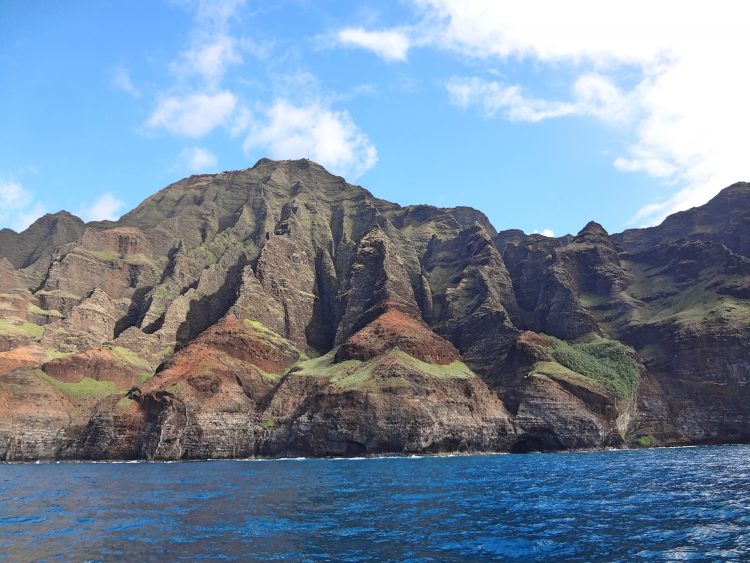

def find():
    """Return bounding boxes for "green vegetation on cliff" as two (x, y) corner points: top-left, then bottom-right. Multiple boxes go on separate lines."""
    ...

(546, 337), (640, 399)
(244, 319), (288, 345)
(36, 370), (120, 398)
(635, 435), (657, 447)
(110, 346), (151, 369)
(242, 319), (305, 362)
(27, 302), (63, 317)
(116, 396), (136, 409)
(290, 348), (475, 390)
(0, 317), (43, 339)
(530, 361), (609, 396)
(35, 288), (81, 299)
(621, 258), (750, 329)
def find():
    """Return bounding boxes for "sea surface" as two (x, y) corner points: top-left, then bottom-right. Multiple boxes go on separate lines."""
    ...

(1, 445), (749, 561)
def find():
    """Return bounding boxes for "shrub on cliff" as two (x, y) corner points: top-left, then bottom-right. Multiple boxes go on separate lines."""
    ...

(548, 337), (640, 399)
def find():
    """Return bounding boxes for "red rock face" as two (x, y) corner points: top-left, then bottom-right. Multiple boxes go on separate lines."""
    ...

(157, 316), (300, 380)
(336, 309), (459, 365)
(516, 331), (553, 360)
(0, 346), (49, 374)
(42, 348), (145, 389)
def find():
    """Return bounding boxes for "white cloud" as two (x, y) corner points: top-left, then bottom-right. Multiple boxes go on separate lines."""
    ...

(0, 180), (33, 210)
(143, 0), (265, 153)
(142, 0), (380, 183)
(337, 27), (410, 62)
(448, 74), (632, 123)
(144, 0), (244, 138)
(0, 180), (46, 232)
(146, 91), (237, 137)
(194, 0), (246, 31)
(532, 228), (555, 237)
(83, 194), (125, 222)
(345, 0), (750, 225)
(229, 105), (252, 137)
(112, 66), (141, 97)
(243, 100), (377, 179)
(178, 146), (218, 172)
(614, 156), (677, 179)
(448, 77), (575, 122)
(407, 0), (679, 63)
(572, 74), (634, 123)
(169, 0), (254, 87)
(171, 34), (243, 86)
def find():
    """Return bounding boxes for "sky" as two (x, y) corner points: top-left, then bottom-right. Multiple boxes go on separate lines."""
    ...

(1, 1), (748, 237)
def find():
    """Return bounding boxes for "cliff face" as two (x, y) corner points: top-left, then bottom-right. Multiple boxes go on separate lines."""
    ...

(1, 160), (748, 460)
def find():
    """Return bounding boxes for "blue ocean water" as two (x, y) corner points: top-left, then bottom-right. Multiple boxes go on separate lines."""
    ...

(1, 445), (749, 561)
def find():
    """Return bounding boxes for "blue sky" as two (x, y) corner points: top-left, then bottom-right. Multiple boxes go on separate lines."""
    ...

(1, 1), (747, 237)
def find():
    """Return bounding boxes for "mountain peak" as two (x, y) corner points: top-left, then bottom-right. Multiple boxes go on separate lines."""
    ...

(576, 221), (609, 239)
(0, 209), (85, 269)
(251, 157), (328, 173)
(718, 181), (750, 196)
(38, 210), (83, 224)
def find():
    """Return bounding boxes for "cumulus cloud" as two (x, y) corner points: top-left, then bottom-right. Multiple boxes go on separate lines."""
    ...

(112, 66), (141, 97)
(141, 0), (378, 181)
(243, 100), (377, 179)
(83, 193), (125, 222)
(0, 180), (45, 232)
(144, 0), (247, 138)
(146, 91), (237, 137)
(337, 27), (410, 62)
(341, 0), (750, 225)
(178, 146), (218, 172)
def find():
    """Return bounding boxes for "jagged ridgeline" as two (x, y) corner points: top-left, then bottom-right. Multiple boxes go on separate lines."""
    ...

(1, 158), (749, 460)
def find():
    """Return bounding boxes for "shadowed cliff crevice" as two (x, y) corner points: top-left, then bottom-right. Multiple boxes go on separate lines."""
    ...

(175, 257), (248, 349)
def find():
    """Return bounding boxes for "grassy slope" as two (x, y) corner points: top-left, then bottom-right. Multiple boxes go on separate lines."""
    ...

(538, 336), (640, 400)
(618, 260), (750, 329)
(35, 369), (121, 398)
(290, 348), (474, 390)
(0, 317), (43, 339)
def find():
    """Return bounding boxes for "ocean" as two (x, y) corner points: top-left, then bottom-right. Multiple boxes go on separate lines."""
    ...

(1, 445), (749, 560)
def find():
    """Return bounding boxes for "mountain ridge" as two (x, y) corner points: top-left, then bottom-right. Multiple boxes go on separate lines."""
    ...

(7, 164), (747, 248)
(1, 159), (749, 460)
